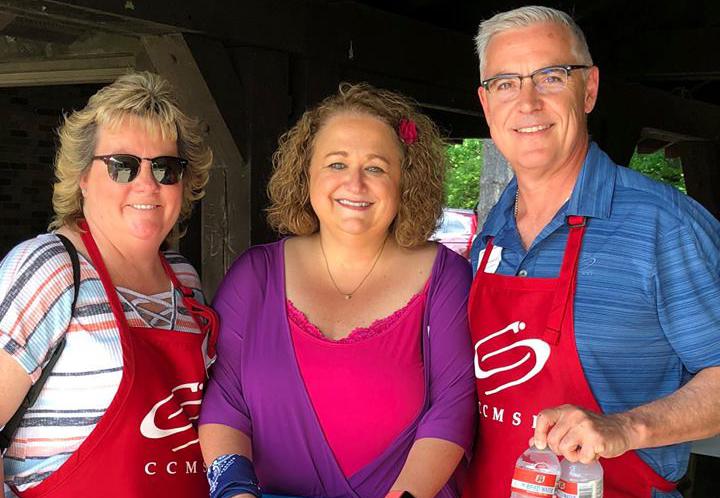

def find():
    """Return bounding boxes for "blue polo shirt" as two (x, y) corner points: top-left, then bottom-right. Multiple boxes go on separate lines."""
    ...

(470, 142), (720, 494)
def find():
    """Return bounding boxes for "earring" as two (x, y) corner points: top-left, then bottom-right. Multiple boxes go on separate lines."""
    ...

(81, 188), (87, 196)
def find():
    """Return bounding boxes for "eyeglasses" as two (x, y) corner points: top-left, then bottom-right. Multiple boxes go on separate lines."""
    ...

(92, 154), (187, 185)
(481, 64), (591, 102)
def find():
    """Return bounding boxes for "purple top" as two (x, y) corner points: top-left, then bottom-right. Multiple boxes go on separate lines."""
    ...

(199, 240), (476, 498)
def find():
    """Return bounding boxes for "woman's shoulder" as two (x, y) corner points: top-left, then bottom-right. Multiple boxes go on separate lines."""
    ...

(212, 240), (286, 311)
(213, 240), (285, 296)
(429, 243), (472, 288)
(0, 233), (75, 282)
(225, 239), (285, 278)
(391, 241), (470, 279)
(4, 232), (66, 255)
(436, 242), (471, 267)
(0, 234), (78, 366)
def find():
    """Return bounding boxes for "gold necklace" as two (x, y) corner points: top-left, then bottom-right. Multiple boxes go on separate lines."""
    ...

(319, 235), (388, 300)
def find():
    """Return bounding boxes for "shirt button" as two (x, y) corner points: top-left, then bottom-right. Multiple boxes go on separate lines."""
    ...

(518, 269), (528, 277)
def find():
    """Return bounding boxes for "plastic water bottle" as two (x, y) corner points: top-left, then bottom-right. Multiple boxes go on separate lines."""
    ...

(556, 459), (603, 498)
(510, 445), (561, 498)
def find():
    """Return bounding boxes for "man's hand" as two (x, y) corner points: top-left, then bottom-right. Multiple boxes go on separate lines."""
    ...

(532, 404), (640, 463)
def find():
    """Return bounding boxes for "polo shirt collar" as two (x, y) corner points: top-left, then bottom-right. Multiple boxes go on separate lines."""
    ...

(480, 141), (617, 245)
(566, 141), (616, 220)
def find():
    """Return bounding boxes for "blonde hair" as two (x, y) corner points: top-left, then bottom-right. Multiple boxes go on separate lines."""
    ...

(266, 82), (447, 248)
(49, 71), (213, 240)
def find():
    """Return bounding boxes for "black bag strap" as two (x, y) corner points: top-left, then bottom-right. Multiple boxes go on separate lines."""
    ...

(0, 234), (80, 452)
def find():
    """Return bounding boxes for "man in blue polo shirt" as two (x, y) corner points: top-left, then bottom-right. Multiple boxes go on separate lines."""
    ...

(462, 6), (720, 498)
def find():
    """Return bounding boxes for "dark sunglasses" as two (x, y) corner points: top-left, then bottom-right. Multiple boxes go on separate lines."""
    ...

(92, 154), (187, 185)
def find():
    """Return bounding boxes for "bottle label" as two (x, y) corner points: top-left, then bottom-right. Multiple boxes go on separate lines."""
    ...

(556, 478), (603, 498)
(510, 468), (558, 497)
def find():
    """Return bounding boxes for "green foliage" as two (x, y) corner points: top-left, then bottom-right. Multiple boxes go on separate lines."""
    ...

(443, 143), (686, 208)
(629, 149), (686, 193)
(445, 139), (484, 209)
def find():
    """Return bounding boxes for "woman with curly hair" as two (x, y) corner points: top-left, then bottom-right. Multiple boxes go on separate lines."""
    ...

(0, 72), (217, 498)
(199, 82), (476, 498)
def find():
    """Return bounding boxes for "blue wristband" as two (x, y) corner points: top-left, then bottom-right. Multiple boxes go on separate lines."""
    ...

(207, 454), (261, 498)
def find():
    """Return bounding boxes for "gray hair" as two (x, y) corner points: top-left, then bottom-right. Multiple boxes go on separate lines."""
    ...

(475, 5), (593, 79)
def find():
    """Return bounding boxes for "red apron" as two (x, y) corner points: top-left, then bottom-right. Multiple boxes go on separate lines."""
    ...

(462, 216), (676, 498)
(16, 222), (218, 498)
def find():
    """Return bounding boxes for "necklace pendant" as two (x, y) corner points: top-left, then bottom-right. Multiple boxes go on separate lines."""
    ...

(319, 234), (388, 302)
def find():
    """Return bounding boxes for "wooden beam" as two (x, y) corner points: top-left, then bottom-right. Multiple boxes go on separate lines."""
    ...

(4, 1), (484, 121)
(635, 128), (708, 155)
(590, 78), (720, 164)
(610, 28), (720, 81)
(0, 10), (15, 30)
(636, 138), (669, 155)
(140, 33), (250, 299)
(21, 0), (304, 47)
(25, 1), (482, 115)
(0, 55), (135, 87)
(0, 0), (188, 36)
(0, 30), (144, 86)
(228, 46), (292, 245)
(641, 127), (710, 144)
(308, 1), (478, 105)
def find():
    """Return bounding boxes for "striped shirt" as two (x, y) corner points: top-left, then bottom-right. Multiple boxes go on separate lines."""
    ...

(0, 233), (207, 494)
(470, 143), (720, 498)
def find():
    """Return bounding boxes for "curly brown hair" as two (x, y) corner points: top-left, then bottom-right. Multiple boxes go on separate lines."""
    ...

(267, 82), (447, 247)
(49, 71), (213, 242)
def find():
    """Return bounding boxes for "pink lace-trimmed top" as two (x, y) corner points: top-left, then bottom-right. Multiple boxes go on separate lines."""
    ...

(287, 285), (428, 477)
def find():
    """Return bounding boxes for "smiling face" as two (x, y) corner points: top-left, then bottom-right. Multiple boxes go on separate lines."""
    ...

(308, 112), (403, 239)
(478, 22), (599, 174)
(79, 115), (183, 251)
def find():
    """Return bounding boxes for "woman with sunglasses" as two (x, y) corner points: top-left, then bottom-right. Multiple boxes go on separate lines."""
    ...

(199, 83), (476, 498)
(0, 72), (217, 498)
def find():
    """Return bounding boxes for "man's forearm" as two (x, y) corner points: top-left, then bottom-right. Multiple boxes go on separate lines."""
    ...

(618, 365), (720, 450)
(534, 365), (720, 462)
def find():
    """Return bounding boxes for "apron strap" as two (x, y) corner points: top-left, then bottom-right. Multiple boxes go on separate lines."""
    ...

(78, 220), (131, 331)
(79, 220), (218, 358)
(161, 255), (219, 359)
(543, 215), (587, 344)
(478, 238), (495, 273)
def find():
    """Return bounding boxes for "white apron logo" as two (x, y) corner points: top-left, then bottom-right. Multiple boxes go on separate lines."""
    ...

(140, 382), (203, 452)
(474, 321), (550, 396)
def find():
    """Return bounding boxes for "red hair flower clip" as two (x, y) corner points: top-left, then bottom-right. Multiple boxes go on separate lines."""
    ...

(398, 118), (418, 145)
